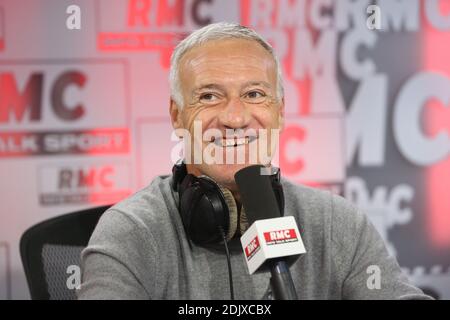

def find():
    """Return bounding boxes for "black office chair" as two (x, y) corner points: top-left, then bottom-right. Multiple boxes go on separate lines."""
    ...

(20, 205), (111, 300)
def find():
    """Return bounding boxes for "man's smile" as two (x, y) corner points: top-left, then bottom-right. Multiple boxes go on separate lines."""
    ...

(213, 136), (258, 147)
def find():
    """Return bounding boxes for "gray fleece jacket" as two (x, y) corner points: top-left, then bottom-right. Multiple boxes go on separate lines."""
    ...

(77, 175), (430, 300)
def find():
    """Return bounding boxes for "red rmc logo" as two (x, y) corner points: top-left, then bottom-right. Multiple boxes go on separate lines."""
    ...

(245, 236), (260, 258)
(264, 229), (297, 242)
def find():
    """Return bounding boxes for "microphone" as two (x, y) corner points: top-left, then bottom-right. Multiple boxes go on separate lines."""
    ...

(235, 165), (306, 300)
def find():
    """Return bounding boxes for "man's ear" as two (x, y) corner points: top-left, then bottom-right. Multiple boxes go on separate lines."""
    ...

(278, 97), (285, 132)
(169, 98), (183, 130)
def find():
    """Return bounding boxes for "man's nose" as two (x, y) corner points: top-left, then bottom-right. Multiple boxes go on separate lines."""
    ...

(218, 97), (251, 129)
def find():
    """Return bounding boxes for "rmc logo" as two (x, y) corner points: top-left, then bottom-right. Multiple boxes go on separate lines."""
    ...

(97, 0), (240, 66)
(244, 236), (260, 261)
(264, 229), (298, 246)
(0, 60), (130, 157)
(0, 71), (86, 124)
(38, 163), (132, 206)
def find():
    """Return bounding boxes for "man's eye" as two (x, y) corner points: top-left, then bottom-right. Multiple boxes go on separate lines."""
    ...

(200, 93), (218, 102)
(245, 91), (266, 100)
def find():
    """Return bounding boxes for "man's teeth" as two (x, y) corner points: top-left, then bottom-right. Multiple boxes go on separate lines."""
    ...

(214, 136), (256, 147)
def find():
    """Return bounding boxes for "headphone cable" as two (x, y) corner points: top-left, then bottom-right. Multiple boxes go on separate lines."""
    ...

(218, 226), (235, 300)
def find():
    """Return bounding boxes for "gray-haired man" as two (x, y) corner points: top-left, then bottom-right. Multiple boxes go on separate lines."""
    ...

(78, 22), (431, 300)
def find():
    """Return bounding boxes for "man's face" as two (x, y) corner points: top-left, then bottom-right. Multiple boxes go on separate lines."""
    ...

(170, 38), (284, 192)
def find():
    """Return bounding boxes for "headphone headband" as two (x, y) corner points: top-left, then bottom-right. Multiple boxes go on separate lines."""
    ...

(172, 161), (281, 192)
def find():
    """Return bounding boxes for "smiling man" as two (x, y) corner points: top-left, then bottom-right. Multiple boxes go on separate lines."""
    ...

(78, 22), (431, 300)
(169, 29), (284, 200)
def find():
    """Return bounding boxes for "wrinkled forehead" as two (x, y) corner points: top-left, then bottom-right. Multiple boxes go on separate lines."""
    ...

(178, 38), (277, 83)
(181, 37), (273, 59)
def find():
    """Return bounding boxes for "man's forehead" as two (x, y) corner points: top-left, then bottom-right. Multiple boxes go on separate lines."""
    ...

(179, 38), (274, 68)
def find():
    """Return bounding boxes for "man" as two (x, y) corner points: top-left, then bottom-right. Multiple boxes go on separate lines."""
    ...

(78, 22), (430, 299)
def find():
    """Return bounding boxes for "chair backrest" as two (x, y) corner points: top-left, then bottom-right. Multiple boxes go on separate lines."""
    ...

(20, 205), (111, 300)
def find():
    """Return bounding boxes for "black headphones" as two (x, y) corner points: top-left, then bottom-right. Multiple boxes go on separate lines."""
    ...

(171, 161), (285, 246)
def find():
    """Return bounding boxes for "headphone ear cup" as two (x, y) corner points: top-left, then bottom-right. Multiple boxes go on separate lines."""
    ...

(180, 185), (224, 245)
(179, 183), (199, 231)
(180, 177), (236, 245)
(239, 205), (250, 235)
(217, 185), (238, 241)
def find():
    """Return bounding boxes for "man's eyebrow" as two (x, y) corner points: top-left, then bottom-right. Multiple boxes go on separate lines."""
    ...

(242, 81), (272, 89)
(191, 81), (272, 97)
(192, 83), (226, 93)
